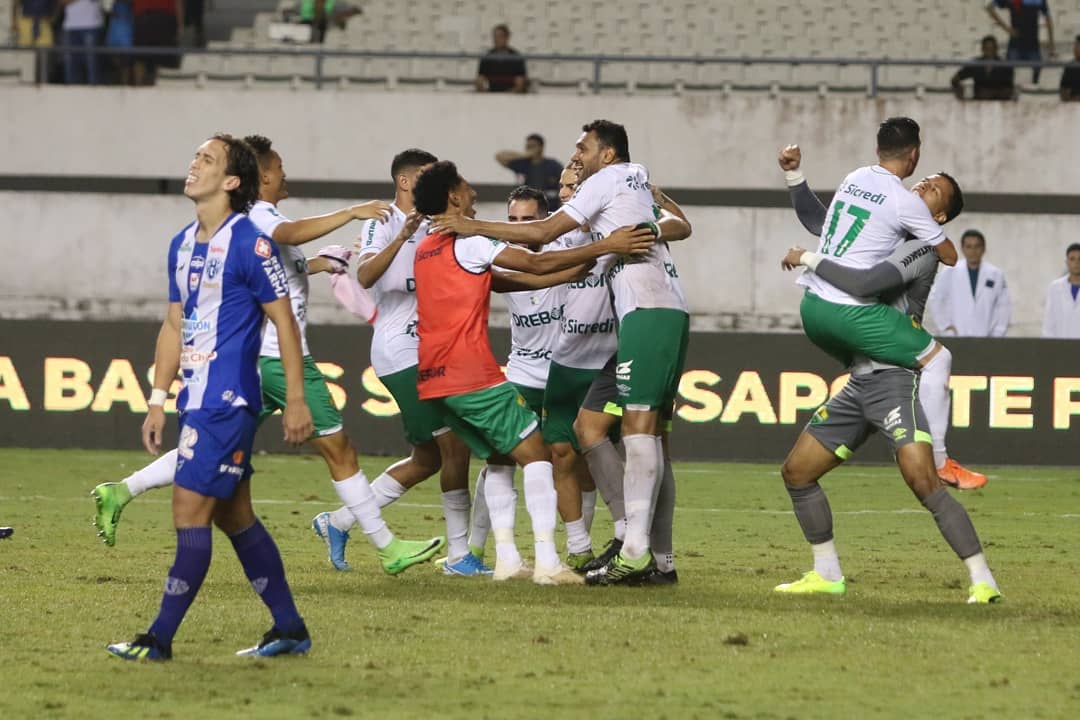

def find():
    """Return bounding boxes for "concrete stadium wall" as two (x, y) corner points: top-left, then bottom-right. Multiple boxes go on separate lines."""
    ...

(4, 86), (1080, 194)
(1, 191), (1073, 336)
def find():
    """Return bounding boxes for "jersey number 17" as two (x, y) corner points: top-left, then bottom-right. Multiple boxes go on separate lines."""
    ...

(821, 201), (871, 258)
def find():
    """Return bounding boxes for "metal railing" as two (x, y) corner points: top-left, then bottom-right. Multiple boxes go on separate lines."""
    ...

(2, 44), (1069, 96)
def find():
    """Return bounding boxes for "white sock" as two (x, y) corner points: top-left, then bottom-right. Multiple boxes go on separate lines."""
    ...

(565, 518), (591, 555)
(370, 472), (408, 508)
(467, 466), (491, 552)
(123, 448), (178, 496)
(621, 434), (661, 561)
(811, 540), (843, 582)
(581, 490), (597, 533)
(963, 552), (998, 589)
(484, 464), (520, 565)
(920, 346), (952, 469)
(522, 461), (560, 569)
(329, 507), (355, 532)
(332, 470), (393, 549)
(613, 517), (627, 541)
(441, 489), (471, 564)
(654, 551), (675, 573)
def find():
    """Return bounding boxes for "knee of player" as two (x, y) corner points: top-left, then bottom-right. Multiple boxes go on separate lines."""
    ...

(573, 417), (603, 448)
(549, 442), (576, 465)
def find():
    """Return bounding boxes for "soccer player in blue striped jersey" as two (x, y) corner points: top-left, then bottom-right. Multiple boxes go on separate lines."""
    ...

(106, 134), (313, 661)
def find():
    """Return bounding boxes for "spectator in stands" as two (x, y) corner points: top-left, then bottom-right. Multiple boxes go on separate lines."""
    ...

(131, 0), (182, 86)
(104, 0), (135, 84)
(1042, 243), (1080, 338)
(951, 35), (1016, 100)
(986, 0), (1055, 83)
(182, 0), (203, 46)
(13, 0), (56, 48)
(926, 230), (1012, 337)
(475, 24), (527, 93)
(60, 0), (104, 84)
(1060, 34), (1080, 100)
(495, 134), (564, 209)
(299, 0), (361, 44)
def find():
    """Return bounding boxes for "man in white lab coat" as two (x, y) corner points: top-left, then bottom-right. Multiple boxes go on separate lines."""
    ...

(927, 229), (1012, 337)
(1042, 243), (1080, 339)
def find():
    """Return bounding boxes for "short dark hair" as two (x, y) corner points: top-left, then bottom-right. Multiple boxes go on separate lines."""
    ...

(507, 185), (549, 215)
(1067, 243), (1080, 255)
(413, 160), (462, 216)
(877, 117), (921, 159)
(526, 133), (544, 147)
(938, 171), (964, 223)
(981, 34), (998, 45)
(391, 148), (438, 182)
(582, 119), (630, 163)
(211, 132), (260, 214)
(243, 134), (275, 170)
(493, 23), (510, 35)
(961, 229), (985, 247)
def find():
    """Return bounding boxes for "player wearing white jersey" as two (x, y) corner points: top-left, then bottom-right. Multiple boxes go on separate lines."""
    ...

(773, 120), (1001, 604)
(430, 120), (693, 585)
(93, 136), (445, 579)
(312, 149), (483, 577)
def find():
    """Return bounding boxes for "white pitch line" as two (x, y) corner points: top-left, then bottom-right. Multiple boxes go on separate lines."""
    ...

(3, 496), (1078, 519)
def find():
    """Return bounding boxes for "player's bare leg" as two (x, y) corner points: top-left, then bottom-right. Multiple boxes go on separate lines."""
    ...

(551, 440), (593, 569)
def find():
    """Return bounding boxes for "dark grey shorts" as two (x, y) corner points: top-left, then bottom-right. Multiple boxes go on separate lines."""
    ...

(581, 354), (618, 413)
(805, 368), (931, 460)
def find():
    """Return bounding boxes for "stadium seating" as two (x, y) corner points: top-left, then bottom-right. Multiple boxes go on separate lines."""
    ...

(10, 0), (1078, 92)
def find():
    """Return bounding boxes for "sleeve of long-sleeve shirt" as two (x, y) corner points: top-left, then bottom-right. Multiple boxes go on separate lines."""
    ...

(788, 181), (828, 237)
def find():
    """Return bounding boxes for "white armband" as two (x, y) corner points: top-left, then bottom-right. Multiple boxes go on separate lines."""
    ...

(784, 169), (806, 187)
(801, 251), (824, 272)
(148, 388), (168, 407)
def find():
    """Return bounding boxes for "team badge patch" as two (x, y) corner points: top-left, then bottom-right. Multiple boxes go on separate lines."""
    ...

(255, 237), (273, 258)
(189, 272), (200, 292)
(207, 258), (221, 280)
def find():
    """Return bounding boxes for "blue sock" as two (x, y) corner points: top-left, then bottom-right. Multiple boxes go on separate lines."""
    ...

(148, 527), (213, 646)
(229, 520), (304, 633)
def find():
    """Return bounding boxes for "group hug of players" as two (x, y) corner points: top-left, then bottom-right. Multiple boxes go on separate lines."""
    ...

(94, 115), (1000, 662)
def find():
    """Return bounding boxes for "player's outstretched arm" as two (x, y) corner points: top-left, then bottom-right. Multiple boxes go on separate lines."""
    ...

(778, 144), (828, 236)
(492, 225), (654, 275)
(273, 200), (391, 247)
(142, 302), (182, 455)
(262, 298), (313, 444)
(490, 263), (591, 293)
(357, 210), (422, 288)
(431, 209), (580, 247)
(781, 246), (906, 298)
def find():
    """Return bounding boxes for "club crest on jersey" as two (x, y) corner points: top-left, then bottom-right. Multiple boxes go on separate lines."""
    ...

(189, 272), (200, 292)
(191, 256), (205, 271)
(255, 237), (273, 258)
(207, 258), (221, 280)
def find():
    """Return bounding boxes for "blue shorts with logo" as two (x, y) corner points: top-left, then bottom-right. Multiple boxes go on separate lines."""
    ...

(175, 406), (258, 499)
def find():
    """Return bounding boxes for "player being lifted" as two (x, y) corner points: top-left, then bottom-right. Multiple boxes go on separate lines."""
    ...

(778, 142), (986, 490)
(431, 120), (692, 585)
(414, 160), (656, 584)
(773, 119), (1001, 603)
(315, 148), (483, 575)
(92, 136), (445, 577)
(107, 134), (313, 661)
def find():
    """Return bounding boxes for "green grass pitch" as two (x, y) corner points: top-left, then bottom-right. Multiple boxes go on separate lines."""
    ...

(1, 449), (1079, 719)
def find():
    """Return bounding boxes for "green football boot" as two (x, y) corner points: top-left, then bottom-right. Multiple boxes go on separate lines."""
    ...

(774, 570), (846, 595)
(91, 482), (133, 547)
(967, 581), (1002, 604)
(378, 536), (446, 575)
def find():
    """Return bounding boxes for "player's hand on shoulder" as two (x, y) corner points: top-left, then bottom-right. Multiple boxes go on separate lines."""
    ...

(352, 200), (392, 222)
(569, 261), (595, 281)
(781, 246), (807, 271)
(282, 402), (314, 445)
(603, 225), (655, 256)
(401, 210), (424, 238)
(430, 213), (473, 236)
(778, 145), (802, 171)
(141, 406), (166, 455)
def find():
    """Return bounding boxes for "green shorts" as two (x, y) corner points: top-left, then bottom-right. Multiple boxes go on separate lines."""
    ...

(258, 355), (342, 438)
(512, 383), (545, 427)
(432, 382), (540, 460)
(800, 291), (935, 370)
(615, 308), (690, 412)
(542, 362), (600, 448)
(379, 365), (450, 446)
